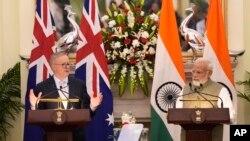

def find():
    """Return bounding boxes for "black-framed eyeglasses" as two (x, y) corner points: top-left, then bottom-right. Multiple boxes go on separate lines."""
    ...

(54, 63), (70, 67)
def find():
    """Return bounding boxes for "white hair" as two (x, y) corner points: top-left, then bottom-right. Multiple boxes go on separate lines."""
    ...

(194, 58), (213, 71)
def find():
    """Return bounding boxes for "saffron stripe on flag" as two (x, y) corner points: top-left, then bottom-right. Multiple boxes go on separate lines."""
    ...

(150, 0), (186, 141)
(203, 0), (237, 141)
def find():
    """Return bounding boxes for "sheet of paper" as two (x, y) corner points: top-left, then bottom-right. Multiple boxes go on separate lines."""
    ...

(118, 124), (143, 141)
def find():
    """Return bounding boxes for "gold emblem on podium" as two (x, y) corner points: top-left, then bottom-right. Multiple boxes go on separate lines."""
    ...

(52, 110), (66, 125)
(56, 111), (63, 123)
(191, 109), (206, 124)
(195, 110), (202, 122)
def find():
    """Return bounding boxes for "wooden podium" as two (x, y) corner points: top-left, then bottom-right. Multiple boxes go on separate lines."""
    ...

(167, 108), (230, 141)
(27, 109), (91, 141)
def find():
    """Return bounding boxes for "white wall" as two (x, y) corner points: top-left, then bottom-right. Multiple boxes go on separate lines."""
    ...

(19, 0), (35, 56)
(227, 0), (250, 124)
(0, 0), (21, 141)
(227, 0), (244, 52)
(235, 0), (250, 124)
(0, 0), (3, 74)
(19, 0), (36, 141)
(0, 0), (20, 74)
(243, 0), (250, 71)
(0, 0), (35, 141)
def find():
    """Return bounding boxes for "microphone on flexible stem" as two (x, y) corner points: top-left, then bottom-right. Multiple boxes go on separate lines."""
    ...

(34, 85), (68, 109)
(199, 84), (203, 91)
(59, 88), (82, 109)
(194, 87), (216, 108)
(175, 83), (198, 108)
(176, 82), (197, 99)
(189, 82), (193, 90)
(59, 85), (75, 110)
(177, 82), (223, 108)
(35, 84), (73, 109)
(188, 82), (216, 108)
(198, 84), (224, 108)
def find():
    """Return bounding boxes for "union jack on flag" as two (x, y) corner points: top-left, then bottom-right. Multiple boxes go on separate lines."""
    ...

(23, 0), (57, 140)
(75, 0), (114, 141)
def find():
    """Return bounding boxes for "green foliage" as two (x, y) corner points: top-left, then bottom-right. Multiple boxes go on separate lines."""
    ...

(236, 71), (250, 103)
(0, 62), (24, 141)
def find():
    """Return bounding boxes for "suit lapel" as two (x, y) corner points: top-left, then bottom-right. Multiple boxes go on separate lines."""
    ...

(67, 79), (71, 110)
(68, 78), (73, 99)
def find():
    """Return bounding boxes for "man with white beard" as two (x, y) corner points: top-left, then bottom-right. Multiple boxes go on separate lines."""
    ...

(176, 58), (235, 141)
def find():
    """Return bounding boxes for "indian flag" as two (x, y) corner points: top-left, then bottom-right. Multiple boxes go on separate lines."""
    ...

(150, 0), (186, 140)
(203, 0), (237, 141)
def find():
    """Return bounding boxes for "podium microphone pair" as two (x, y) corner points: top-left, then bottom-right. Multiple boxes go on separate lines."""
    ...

(35, 84), (77, 110)
(188, 82), (224, 108)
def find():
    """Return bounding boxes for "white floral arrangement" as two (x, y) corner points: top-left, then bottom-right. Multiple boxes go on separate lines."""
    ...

(110, 112), (137, 140)
(121, 111), (136, 125)
(101, 0), (159, 96)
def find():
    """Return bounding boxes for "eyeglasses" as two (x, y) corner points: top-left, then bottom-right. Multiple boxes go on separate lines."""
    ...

(54, 63), (70, 67)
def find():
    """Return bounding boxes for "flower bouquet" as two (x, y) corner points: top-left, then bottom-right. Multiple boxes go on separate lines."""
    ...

(101, 0), (159, 96)
(112, 112), (137, 141)
(121, 111), (136, 125)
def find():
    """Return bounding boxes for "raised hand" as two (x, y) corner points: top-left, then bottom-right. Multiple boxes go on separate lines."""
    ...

(29, 89), (42, 108)
(90, 92), (103, 110)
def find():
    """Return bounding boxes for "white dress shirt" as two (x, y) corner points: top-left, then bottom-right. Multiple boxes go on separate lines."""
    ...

(54, 76), (69, 109)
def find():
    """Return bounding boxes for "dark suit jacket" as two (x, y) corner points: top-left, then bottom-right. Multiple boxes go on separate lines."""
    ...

(33, 76), (91, 141)
(34, 76), (90, 110)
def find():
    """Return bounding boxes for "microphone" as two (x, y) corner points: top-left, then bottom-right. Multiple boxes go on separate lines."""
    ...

(35, 84), (68, 109)
(189, 83), (215, 108)
(58, 85), (81, 110)
(175, 83), (197, 104)
(189, 82), (202, 92)
(178, 82), (197, 97)
(35, 84), (76, 110)
(197, 84), (224, 108)
(177, 82), (223, 108)
(59, 85), (75, 110)
(189, 82), (192, 90)
(180, 82), (221, 108)
(194, 87), (216, 108)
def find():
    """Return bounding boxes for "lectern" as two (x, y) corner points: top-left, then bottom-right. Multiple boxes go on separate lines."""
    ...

(27, 109), (91, 141)
(167, 108), (230, 141)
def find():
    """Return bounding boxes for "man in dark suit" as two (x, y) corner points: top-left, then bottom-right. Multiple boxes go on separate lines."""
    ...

(29, 52), (103, 141)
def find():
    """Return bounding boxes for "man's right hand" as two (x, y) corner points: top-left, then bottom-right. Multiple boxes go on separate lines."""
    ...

(29, 89), (42, 109)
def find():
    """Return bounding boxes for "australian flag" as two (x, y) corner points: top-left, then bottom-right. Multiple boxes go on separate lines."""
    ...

(23, 0), (57, 140)
(75, 0), (114, 141)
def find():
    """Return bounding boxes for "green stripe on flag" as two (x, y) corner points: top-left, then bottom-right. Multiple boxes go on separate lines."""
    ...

(150, 106), (173, 141)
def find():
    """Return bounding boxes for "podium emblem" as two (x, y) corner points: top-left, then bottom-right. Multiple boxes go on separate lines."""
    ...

(191, 109), (206, 124)
(52, 110), (67, 125)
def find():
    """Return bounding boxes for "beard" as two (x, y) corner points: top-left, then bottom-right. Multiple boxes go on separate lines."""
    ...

(192, 78), (208, 86)
(192, 80), (201, 86)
